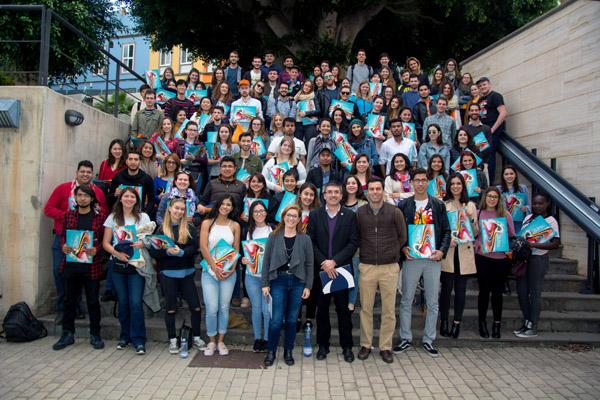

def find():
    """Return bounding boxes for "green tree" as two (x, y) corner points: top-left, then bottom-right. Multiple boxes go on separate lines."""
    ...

(128, 0), (556, 71)
(0, 0), (123, 85)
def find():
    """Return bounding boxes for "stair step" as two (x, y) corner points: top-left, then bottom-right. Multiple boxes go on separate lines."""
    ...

(465, 273), (585, 292)
(548, 257), (578, 274)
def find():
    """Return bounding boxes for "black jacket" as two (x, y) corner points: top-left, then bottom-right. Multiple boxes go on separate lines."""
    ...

(108, 169), (155, 215)
(148, 224), (198, 270)
(398, 195), (451, 257)
(307, 206), (358, 269)
(412, 100), (437, 138)
(306, 167), (346, 192)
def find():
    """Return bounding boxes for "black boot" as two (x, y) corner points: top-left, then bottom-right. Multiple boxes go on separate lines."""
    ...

(479, 320), (489, 338)
(439, 320), (450, 337)
(52, 331), (75, 350)
(264, 351), (276, 367)
(450, 322), (461, 339)
(284, 349), (295, 366)
(492, 321), (501, 339)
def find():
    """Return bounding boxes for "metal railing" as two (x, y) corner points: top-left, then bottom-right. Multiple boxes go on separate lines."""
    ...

(499, 133), (600, 293)
(0, 4), (146, 117)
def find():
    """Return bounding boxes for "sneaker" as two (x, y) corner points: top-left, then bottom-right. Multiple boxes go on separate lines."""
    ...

(135, 345), (146, 355)
(52, 331), (75, 351)
(422, 342), (440, 358)
(393, 340), (412, 354)
(204, 341), (216, 356)
(516, 328), (538, 338)
(218, 341), (229, 356)
(169, 338), (179, 354)
(513, 320), (529, 335)
(90, 335), (105, 350)
(193, 336), (207, 351)
(253, 339), (262, 353)
(116, 340), (129, 350)
(240, 297), (250, 308)
(259, 339), (268, 352)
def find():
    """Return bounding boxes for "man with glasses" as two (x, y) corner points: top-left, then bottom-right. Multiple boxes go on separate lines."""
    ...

(321, 72), (339, 118)
(198, 156), (245, 215)
(379, 118), (418, 176)
(337, 88), (360, 120)
(396, 168), (451, 358)
(307, 182), (358, 363)
(267, 82), (296, 119)
(412, 83), (437, 142)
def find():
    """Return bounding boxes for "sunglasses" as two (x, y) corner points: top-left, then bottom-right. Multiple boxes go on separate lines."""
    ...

(341, 91), (350, 95)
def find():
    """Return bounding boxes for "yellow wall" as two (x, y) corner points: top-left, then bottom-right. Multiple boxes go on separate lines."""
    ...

(149, 46), (212, 83)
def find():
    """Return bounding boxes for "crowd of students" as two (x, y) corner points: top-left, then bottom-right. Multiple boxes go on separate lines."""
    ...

(44, 49), (560, 365)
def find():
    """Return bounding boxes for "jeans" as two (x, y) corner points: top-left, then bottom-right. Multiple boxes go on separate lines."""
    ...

(160, 273), (202, 339)
(112, 270), (146, 346)
(476, 254), (510, 322)
(267, 273), (305, 353)
(348, 255), (360, 305)
(201, 270), (237, 337)
(52, 235), (65, 311)
(105, 258), (114, 293)
(516, 254), (549, 324)
(245, 274), (270, 340)
(399, 260), (441, 344)
(63, 272), (100, 336)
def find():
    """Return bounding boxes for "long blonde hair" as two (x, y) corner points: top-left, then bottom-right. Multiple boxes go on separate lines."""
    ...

(273, 204), (302, 235)
(162, 198), (191, 244)
(277, 136), (298, 167)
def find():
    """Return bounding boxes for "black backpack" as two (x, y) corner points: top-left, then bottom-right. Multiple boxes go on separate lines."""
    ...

(2, 302), (48, 342)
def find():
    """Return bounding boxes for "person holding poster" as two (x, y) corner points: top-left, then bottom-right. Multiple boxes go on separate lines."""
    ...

(231, 79), (263, 120)
(514, 193), (560, 338)
(475, 187), (515, 339)
(148, 198), (206, 355)
(498, 165), (530, 232)
(199, 195), (241, 356)
(439, 174), (478, 339)
(397, 168), (451, 358)
(52, 185), (106, 351)
(241, 201), (273, 352)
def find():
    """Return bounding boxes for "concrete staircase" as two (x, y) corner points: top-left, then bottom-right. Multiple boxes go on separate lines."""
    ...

(40, 252), (600, 348)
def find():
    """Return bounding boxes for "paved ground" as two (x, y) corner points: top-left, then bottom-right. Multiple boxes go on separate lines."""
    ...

(1, 337), (600, 399)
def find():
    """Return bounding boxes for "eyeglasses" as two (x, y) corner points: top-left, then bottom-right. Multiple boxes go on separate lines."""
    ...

(166, 161), (178, 165)
(285, 214), (299, 219)
(324, 74), (333, 78)
(340, 91), (350, 95)
(486, 195), (499, 199)
(256, 84), (264, 88)
(428, 130), (439, 134)
(413, 179), (428, 184)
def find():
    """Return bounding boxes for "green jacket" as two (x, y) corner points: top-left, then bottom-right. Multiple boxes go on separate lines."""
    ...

(233, 152), (263, 176)
(132, 108), (164, 138)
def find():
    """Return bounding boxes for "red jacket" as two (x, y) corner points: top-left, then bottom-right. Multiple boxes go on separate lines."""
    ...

(44, 181), (109, 234)
(60, 209), (106, 280)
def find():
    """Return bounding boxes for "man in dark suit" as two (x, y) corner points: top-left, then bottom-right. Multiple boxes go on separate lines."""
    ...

(307, 181), (359, 363)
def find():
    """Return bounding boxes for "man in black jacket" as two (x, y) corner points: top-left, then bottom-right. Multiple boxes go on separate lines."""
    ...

(108, 151), (154, 215)
(396, 168), (451, 358)
(307, 182), (358, 363)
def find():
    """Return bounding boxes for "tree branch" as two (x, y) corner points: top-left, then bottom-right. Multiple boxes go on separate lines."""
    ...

(337, 4), (386, 45)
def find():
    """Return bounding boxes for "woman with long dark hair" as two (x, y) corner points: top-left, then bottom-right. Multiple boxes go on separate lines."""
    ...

(262, 204), (313, 367)
(384, 152), (413, 204)
(497, 165), (530, 233)
(418, 123), (451, 170)
(98, 139), (127, 183)
(439, 174), (478, 339)
(102, 187), (151, 354)
(199, 195), (241, 356)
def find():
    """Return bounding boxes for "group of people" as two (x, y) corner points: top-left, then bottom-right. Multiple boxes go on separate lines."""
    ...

(44, 49), (559, 366)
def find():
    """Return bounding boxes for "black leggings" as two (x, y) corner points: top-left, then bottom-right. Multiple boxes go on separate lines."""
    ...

(160, 273), (202, 339)
(476, 255), (510, 322)
(439, 250), (469, 322)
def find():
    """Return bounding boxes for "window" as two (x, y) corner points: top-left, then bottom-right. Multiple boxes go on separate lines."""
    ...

(159, 50), (172, 67)
(179, 48), (193, 74)
(121, 43), (135, 73)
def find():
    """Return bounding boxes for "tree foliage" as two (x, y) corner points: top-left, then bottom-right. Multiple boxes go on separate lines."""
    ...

(0, 0), (123, 84)
(128, 0), (556, 71)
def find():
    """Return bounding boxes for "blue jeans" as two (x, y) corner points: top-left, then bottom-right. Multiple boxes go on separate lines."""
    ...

(349, 255), (360, 305)
(105, 258), (114, 293)
(245, 274), (270, 340)
(52, 235), (65, 311)
(201, 270), (237, 337)
(267, 273), (305, 353)
(112, 270), (146, 347)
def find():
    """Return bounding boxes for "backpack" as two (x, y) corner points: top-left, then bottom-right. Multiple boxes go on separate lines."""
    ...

(2, 302), (47, 342)
(348, 63), (374, 85)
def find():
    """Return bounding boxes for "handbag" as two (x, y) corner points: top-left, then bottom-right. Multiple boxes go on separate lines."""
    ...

(509, 236), (531, 278)
(112, 242), (137, 274)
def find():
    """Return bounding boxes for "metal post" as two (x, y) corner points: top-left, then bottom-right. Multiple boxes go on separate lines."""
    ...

(38, 7), (51, 85)
(113, 66), (120, 117)
(582, 196), (597, 294)
(104, 42), (110, 113)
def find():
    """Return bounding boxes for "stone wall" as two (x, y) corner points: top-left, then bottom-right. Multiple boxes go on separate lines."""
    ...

(0, 87), (129, 316)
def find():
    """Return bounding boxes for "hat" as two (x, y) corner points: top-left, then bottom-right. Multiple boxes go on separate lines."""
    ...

(350, 118), (364, 128)
(319, 147), (332, 155)
(238, 79), (250, 87)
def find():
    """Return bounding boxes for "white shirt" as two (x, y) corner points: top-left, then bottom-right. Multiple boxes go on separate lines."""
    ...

(522, 215), (560, 256)
(379, 137), (417, 172)
(250, 70), (262, 86)
(230, 96), (263, 120)
(261, 157), (307, 192)
(267, 136), (307, 159)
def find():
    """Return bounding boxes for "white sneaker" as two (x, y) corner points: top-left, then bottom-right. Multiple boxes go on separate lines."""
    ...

(204, 342), (216, 356)
(169, 338), (179, 354)
(193, 336), (207, 350)
(241, 297), (250, 308)
(218, 341), (229, 356)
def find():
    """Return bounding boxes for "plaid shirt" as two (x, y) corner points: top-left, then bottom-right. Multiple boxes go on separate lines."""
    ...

(60, 209), (106, 280)
(423, 113), (457, 145)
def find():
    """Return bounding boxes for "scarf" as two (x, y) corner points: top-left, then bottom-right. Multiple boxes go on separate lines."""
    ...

(309, 135), (336, 168)
(395, 171), (412, 193)
(167, 187), (197, 202)
(294, 91), (315, 102)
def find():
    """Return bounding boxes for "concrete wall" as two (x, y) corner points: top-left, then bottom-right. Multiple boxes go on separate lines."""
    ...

(460, 0), (600, 272)
(0, 87), (129, 316)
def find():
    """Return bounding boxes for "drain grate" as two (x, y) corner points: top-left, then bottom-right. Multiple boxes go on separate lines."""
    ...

(188, 350), (266, 369)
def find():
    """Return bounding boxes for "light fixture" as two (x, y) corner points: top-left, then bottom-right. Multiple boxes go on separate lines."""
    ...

(0, 99), (20, 128)
(65, 109), (84, 126)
